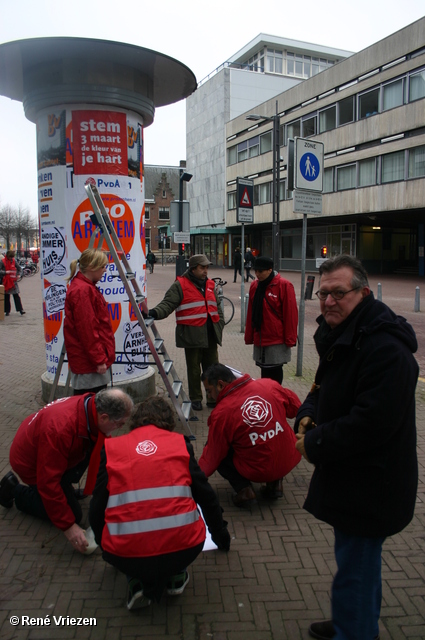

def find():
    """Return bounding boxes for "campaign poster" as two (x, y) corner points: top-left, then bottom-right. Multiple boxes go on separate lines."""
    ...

(37, 106), (147, 386)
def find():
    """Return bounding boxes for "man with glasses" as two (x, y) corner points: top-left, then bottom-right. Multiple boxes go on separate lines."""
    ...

(295, 255), (418, 640)
(0, 389), (133, 554)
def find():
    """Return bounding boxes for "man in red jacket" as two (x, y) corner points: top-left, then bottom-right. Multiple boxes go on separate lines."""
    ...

(199, 364), (301, 507)
(0, 388), (133, 553)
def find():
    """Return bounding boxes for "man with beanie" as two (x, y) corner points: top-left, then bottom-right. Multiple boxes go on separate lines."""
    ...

(147, 255), (224, 411)
(245, 256), (298, 384)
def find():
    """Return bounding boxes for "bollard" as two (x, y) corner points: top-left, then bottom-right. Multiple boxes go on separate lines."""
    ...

(377, 283), (382, 301)
(245, 293), (250, 324)
(414, 286), (420, 312)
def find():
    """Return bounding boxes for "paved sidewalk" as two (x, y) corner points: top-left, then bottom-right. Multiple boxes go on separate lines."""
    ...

(0, 265), (424, 640)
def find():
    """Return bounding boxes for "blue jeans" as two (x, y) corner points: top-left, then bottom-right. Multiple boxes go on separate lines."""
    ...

(332, 528), (385, 640)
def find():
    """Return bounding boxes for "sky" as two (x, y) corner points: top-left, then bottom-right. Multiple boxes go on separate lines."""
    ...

(0, 0), (423, 216)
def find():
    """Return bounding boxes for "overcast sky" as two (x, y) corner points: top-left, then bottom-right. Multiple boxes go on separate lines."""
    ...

(0, 0), (423, 216)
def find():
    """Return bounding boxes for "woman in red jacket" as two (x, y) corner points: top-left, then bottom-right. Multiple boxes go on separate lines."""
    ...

(64, 248), (115, 395)
(0, 250), (25, 316)
(245, 256), (298, 385)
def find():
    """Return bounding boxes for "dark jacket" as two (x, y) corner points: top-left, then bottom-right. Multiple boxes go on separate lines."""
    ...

(295, 293), (418, 538)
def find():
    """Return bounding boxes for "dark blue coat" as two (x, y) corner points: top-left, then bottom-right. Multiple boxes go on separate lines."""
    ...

(295, 293), (418, 538)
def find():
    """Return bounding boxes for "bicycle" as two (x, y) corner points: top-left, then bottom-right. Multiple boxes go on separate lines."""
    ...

(212, 277), (235, 325)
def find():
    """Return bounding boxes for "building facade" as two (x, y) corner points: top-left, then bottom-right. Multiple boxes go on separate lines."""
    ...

(224, 18), (425, 275)
(186, 35), (352, 266)
(144, 163), (189, 262)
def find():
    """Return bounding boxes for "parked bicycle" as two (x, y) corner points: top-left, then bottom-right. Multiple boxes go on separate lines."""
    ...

(212, 277), (235, 325)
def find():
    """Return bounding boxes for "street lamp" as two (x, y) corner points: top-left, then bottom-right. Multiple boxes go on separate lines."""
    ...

(179, 170), (193, 257)
(246, 104), (280, 269)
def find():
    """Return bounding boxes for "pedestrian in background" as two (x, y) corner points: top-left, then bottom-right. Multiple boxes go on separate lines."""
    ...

(244, 247), (255, 282)
(146, 250), (156, 273)
(233, 247), (242, 283)
(245, 256), (298, 384)
(0, 250), (25, 316)
(64, 248), (115, 395)
(295, 255), (418, 640)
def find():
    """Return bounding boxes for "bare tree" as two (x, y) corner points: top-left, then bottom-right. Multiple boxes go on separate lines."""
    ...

(0, 204), (17, 251)
(15, 205), (38, 253)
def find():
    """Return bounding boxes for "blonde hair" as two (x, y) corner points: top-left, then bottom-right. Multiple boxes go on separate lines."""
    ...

(66, 248), (108, 282)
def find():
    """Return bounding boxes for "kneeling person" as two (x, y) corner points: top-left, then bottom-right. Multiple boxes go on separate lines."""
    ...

(199, 364), (301, 507)
(89, 396), (230, 609)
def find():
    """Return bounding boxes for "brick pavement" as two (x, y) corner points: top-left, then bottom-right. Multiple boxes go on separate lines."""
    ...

(0, 265), (424, 639)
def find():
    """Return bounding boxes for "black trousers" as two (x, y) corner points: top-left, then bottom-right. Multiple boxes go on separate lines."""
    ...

(217, 447), (251, 493)
(5, 293), (23, 314)
(260, 365), (284, 385)
(102, 541), (204, 602)
(13, 452), (92, 525)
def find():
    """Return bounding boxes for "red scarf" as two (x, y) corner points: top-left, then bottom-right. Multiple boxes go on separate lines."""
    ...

(2, 257), (17, 292)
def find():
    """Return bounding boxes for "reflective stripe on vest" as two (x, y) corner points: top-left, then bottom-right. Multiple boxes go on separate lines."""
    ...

(107, 507), (200, 536)
(175, 277), (220, 326)
(107, 484), (192, 508)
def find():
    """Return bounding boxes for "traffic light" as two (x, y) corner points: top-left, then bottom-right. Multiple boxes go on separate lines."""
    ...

(321, 245), (328, 259)
(181, 243), (185, 251)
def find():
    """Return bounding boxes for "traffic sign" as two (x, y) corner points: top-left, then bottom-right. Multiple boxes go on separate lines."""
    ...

(173, 232), (190, 244)
(237, 177), (254, 223)
(295, 137), (324, 192)
(293, 190), (322, 215)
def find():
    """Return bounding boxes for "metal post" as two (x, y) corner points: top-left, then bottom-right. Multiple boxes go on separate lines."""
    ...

(241, 223), (246, 333)
(296, 213), (307, 376)
(272, 102), (280, 270)
(377, 282), (382, 301)
(414, 286), (420, 312)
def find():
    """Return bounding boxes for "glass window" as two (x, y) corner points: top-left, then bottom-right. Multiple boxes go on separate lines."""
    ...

(279, 124), (285, 147)
(267, 49), (283, 74)
(408, 146), (425, 178)
(287, 52), (294, 75)
(381, 150), (405, 183)
(383, 79), (404, 110)
(295, 54), (303, 76)
(228, 145), (237, 165)
(336, 164), (356, 191)
(279, 179), (286, 201)
(409, 69), (425, 102)
(358, 158), (376, 187)
(359, 88), (380, 119)
(237, 141), (248, 162)
(323, 167), (334, 193)
(302, 115), (316, 137)
(312, 57), (320, 76)
(227, 191), (236, 210)
(159, 207), (169, 220)
(260, 131), (272, 154)
(248, 136), (259, 158)
(286, 119), (300, 142)
(338, 95), (355, 125)
(254, 182), (271, 205)
(145, 207), (150, 220)
(319, 106), (336, 133)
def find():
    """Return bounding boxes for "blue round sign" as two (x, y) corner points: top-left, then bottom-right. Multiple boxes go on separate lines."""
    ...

(300, 152), (320, 182)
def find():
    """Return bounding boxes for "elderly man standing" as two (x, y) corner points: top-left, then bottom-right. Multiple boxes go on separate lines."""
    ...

(147, 255), (224, 411)
(295, 255), (418, 640)
(0, 389), (134, 553)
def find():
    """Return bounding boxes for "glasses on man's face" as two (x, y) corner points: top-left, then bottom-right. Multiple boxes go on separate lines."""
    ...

(315, 287), (360, 301)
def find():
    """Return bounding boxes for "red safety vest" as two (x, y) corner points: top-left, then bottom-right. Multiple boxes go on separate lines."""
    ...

(175, 277), (220, 327)
(101, 426), (206, 558)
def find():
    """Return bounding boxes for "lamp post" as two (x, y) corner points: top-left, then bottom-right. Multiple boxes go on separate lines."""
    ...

(179, 170), (193, 257)
(246, 102), (280, 269)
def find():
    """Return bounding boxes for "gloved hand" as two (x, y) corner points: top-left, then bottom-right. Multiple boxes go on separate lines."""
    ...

(211, 526), (231, 551)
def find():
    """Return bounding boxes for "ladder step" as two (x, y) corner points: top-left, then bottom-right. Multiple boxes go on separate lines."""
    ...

(135, 295), (145, 303)
(126, 272), (136, 279)
(163, 360), (173, 374)
(145, 317), (154, 327)
(182, 402), (192, 420)
(172, 381), (182, 397)
(154, 338), (164, 351)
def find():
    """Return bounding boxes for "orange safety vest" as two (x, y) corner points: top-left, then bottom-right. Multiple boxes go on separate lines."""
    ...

(175, 277), (220, 327)
(101, 426), (206, 558)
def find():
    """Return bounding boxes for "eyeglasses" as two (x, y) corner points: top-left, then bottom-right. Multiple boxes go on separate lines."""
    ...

(315, 287), (360, 301)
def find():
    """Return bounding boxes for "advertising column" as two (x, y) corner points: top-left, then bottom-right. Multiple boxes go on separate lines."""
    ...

(38, 106), (149, 391)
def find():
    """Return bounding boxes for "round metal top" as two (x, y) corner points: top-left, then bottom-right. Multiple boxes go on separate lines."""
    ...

(0, 37), (197, 124)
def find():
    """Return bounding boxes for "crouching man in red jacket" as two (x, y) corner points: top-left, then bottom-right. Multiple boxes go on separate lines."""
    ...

(0, 389), (133, 553)
(199, 364), (301, 508)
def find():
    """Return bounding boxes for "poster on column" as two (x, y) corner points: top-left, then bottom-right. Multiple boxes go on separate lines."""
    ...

(37, 106), (147, 385)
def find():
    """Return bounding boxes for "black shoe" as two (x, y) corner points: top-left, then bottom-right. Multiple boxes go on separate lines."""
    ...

(191, 401), (202, 411)
(0, 471), (19, 508)
(5, 312), (10, 316)
(20, 311), (26, 315)
(260, 478), (283, 499)
(309, 620), (379, 640)
(232, 486), (257, 508)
